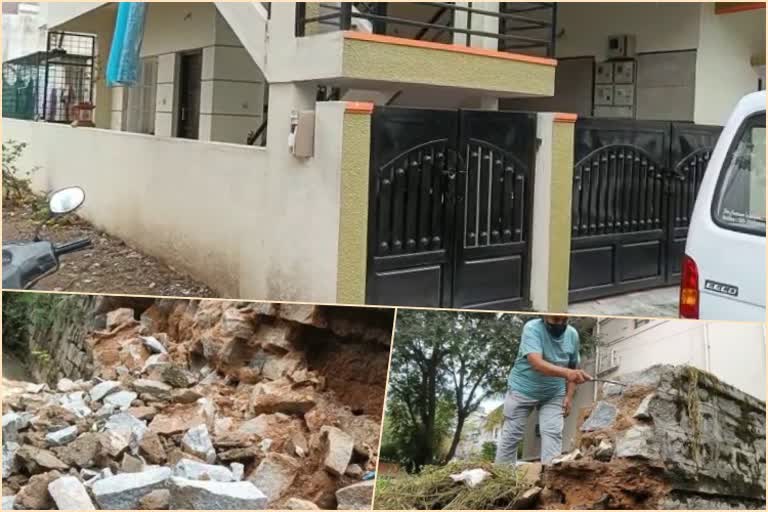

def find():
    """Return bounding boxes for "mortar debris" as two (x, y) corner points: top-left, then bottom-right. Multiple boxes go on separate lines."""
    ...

(2, 299), (393, 510)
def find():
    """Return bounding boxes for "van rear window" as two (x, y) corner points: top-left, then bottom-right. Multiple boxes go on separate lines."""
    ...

(713, 113), (766, 236)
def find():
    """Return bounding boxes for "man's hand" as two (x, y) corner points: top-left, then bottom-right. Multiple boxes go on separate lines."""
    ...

(563, 396), (572, 417)
(565, 369), (592, 384)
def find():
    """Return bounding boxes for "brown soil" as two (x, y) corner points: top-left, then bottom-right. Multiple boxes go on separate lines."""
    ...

(540, 458), (671, 509)
(2, 203), (216, 297)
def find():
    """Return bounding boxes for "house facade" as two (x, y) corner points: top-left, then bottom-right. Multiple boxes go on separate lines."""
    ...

(3, 2), (765, 307)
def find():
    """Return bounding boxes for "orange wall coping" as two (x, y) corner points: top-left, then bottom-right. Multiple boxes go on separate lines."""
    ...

(345, 101), (375, 115)
(554, 113), (578, 124)
(715, 2), (765, 14)
(343, 31), (558, 68)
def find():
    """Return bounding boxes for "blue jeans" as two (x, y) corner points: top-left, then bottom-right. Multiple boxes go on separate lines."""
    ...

(494, 390), (565, 465)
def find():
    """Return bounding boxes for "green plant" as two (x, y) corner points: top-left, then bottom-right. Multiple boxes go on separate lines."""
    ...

(480, 441), (497, 462)
(3, 140), (35, 204)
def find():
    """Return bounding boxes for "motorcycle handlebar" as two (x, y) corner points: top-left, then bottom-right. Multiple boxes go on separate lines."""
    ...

(54, 238), (92, 257)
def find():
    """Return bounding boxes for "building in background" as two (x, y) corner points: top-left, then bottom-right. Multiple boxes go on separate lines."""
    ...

(2, 2), (45, 62)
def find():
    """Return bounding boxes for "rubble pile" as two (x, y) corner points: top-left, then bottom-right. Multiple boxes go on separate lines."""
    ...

(2, 300), (393, 510)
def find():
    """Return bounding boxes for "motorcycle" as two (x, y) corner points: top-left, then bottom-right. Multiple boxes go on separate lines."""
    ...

(3, 186), (92, 290)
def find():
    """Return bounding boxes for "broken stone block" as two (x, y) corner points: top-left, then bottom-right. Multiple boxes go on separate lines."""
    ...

(633, 393), (655, 420)
(45, 425), (79, 447)
(580, 401), (618, 432)
(336, 481), (374, 510)
(279, 304), (327, 328)
(286, 497), (320, 509)
(168, 477), (268, 509)
(181, 424), (216, 464)
(91, 467), (171, 509)
(107, 308), (135, 329)
(321, 426), (354, 476)
(48, 475), (96, 510)
(104, 412), (148, 453)
(15, 470), (61, 509)
(247, 453), (300, 503)
(138, 489), (170, 510)
(511, 486), (543, 509)
(161, 365), (197, 388)
(615, 425), (659, 460)
(222, 308), (257, 339)
(603, 381), (625, 397)
(594, 439), (615, 461)
(140, 335), (168, 354)
(249, 381), (316, 416)
(552, 449), (582, 464)
(149, 412), (197, 436)
(139, 431), (167, 465)
(132, 379), (172, 399)
(2, 496), (15, 510)
(345, 464), (364, 479)
(173, 458), (235, 482)
(90, 380), (121, 402)
(56, 378), (76, 393)
(16, 446), (68, 472)
(257, 323), (298, 353)
(171, 388), (203, 404)
(59, 392), (92, 417)
(104, 390), (138, 410)
(54, 432), (102, 468)
(230, 462), (244, 481)
(2, 412), (28, 443)
(128, 405), (158, 420)
(3, 442), (19, 479)
(121, 452), (145, 473)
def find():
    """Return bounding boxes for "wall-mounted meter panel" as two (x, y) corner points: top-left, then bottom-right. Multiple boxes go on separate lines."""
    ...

(613, 61), (635, 84)
(595, 62), (614, 84)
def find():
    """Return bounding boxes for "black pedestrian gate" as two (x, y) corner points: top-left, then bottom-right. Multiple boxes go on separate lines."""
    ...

(569, 119), (722, 302)
(366, 107), (537, 310)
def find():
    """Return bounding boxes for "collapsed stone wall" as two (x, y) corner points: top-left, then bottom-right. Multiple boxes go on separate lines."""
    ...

(17, 295), (155, 386)
(2, 299), (393, 510)
(537, 364), (766, 510)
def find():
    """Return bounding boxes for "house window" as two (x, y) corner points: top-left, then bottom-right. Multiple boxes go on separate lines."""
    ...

(123, 57), (157, 135)
(634, 319), (650, 329)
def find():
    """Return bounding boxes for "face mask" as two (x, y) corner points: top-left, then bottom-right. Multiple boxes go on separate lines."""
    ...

(545, 321), (567, 338)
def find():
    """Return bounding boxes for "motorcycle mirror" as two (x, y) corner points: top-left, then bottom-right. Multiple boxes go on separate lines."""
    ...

(48, 186), (85, 215)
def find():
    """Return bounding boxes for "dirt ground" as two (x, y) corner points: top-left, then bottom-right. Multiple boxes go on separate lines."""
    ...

(2, 203), (216, 297)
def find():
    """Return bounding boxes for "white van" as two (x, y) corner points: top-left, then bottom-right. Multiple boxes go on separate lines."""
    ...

(682, 90), (766, 321)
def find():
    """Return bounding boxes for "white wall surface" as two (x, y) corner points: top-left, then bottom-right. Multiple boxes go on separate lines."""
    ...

(556, 3), (702, 61)
(4, 105), (346, 302)
(694, 7), (765, 125)
(599, 319), (766, 400)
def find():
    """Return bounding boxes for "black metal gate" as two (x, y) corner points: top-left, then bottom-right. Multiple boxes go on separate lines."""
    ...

(366, 107), (537, 310)
(569, 119), (722, 302)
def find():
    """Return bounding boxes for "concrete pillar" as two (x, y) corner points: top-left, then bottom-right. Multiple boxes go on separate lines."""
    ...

(452, 2), (500, 50)
(336, 102), (373, 304)
(530, 112), (577, 313)
(154, 53), (177, 137)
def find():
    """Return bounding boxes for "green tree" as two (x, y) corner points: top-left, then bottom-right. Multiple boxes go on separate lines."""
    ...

(481, 441), (497, 461)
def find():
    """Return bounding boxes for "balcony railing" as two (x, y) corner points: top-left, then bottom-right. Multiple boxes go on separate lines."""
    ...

(295, 2), (556, 57)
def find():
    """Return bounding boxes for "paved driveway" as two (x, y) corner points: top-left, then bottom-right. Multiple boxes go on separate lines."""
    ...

(569, 286), (679, 319)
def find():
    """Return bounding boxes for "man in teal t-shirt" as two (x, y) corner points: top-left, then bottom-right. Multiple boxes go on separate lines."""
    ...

(495, 315), (592, 465)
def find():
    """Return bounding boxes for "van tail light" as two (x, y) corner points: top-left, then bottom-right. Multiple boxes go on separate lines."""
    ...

(680, 254), (700, 319)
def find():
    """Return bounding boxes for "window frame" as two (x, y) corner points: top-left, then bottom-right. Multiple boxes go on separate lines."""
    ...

(710, 112), (766, 237)
(122, 56), (158, 135)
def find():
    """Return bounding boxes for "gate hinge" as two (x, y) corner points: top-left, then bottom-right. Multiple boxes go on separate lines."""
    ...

(535, 138), (542, 153)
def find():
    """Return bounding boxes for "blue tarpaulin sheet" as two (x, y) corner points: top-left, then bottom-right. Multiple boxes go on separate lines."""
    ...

(106, 2), (148, 87)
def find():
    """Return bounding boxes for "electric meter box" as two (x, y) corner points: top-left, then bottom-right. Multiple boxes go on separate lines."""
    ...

(607, 34), (636, 59)
(595, 62), (614, 84)
(613, 84), (635, 106)
(594, 85), (614, 106)
(613, 61), (635, 84)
